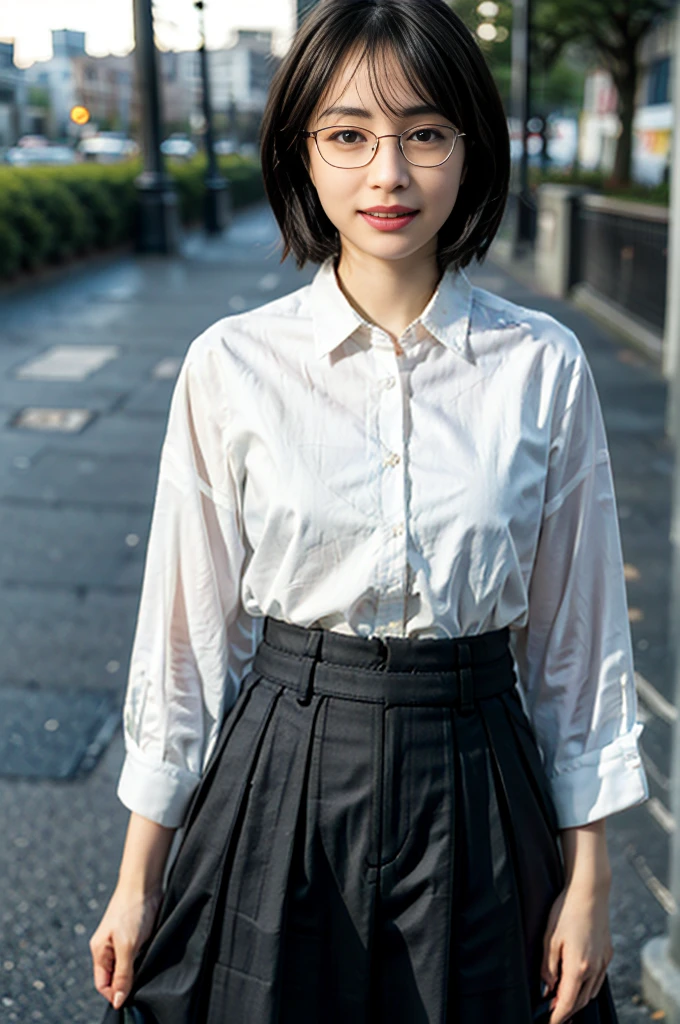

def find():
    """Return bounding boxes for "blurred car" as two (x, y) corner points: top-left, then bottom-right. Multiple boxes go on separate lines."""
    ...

(16, 134), (50, 149)
(161, 134), (197, 160)
(5, 144), (77, 166)
(78, 132), (139, 163)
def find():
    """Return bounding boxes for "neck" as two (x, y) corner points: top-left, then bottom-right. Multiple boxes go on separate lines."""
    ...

(335, 243), (442, 344)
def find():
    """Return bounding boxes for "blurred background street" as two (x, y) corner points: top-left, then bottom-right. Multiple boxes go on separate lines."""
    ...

(1, 0), (680, 1021)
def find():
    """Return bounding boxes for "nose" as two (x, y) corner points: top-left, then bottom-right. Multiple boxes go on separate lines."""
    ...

(365, 135), (411, 192)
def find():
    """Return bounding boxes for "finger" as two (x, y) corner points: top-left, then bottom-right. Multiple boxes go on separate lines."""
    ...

(582, 964), (608, 1007)
(549, 968), (586, 1024)
(111, 941), (135, 1009)
(541, 908), (561, 985)
(92, 941), (115, 994)
(545, 937), (562, 992)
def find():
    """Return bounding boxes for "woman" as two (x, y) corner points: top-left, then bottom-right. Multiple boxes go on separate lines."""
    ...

(90, 1), (648, 1021)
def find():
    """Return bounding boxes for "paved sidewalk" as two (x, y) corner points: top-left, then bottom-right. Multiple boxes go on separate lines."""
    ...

(0, 203), (671, 1022)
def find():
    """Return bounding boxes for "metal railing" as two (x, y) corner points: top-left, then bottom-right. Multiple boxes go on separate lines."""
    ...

(577, 194), (668, 333)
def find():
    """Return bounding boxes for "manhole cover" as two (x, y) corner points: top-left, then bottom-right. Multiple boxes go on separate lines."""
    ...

(14, 345), (119, 381)
(0, 686), (120, 779)
(11, 408), (94, 433)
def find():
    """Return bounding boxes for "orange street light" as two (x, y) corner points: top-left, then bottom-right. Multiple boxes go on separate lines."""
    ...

(70, 105), (91, 126)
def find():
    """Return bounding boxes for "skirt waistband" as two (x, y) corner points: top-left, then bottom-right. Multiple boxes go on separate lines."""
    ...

(253, 616), (516, 708)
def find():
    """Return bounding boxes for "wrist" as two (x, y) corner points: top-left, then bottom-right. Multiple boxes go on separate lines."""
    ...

(565, 859), (612, 893)
(115, 873), (165, 900)
(560, 817), (611, 890)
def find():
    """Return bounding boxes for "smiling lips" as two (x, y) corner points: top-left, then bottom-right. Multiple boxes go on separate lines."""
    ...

(359, 205), (419, 230)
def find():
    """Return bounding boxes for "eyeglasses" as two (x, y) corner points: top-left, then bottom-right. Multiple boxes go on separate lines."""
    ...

(301, 123), (467, 169)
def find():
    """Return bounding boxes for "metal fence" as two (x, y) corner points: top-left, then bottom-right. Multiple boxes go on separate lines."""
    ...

(577, 194), (668, 333)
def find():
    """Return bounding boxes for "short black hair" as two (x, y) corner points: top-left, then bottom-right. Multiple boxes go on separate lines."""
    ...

(260, 0), (510, 272)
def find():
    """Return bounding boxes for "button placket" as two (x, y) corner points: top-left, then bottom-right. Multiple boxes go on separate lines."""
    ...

(373, 333), (408, 637)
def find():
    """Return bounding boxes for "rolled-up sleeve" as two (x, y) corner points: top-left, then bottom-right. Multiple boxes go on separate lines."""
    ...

(513, 350), (648, 829)
(117, 337), (246, 827)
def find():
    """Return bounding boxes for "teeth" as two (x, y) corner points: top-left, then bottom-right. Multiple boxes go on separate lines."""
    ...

(365, 211), (413, 218)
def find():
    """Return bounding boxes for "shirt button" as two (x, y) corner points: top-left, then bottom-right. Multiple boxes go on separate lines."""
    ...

(391, 522), (405, 537)
(383, 452), (401, 468)
(384, 376), (397, 390)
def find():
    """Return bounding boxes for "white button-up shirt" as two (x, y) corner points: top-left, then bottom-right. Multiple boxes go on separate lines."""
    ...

(118, 257), (648, 830)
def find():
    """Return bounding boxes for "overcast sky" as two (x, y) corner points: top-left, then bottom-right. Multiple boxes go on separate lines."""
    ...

(0, 0), (296, 67)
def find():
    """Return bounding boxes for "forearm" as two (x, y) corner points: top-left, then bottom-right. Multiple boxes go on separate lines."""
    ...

(559, 817), (612, 890)
(116, 811), (177, 896)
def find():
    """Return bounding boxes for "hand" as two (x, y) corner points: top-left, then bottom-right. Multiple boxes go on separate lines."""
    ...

(89, 883), (163, 1009)
(541, 876), (613, 1024)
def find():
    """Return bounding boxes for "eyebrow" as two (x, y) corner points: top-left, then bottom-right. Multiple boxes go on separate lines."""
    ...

(318, 103), (443, 120)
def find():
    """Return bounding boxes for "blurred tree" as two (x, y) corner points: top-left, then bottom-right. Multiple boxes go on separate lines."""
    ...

(451, 0), (512, 105)
(452, 0), (675, 185)
(530, 0), (675, 185)
(451, 1), (584, 116)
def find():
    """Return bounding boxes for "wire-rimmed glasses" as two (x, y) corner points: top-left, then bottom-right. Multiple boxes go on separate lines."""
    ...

(300, 123), (466, 169)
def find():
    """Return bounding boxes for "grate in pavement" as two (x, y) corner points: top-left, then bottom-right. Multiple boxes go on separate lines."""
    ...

(11, 408), (94, 433)
(0, 685), (120, 779)
(14, 345), (119, 381)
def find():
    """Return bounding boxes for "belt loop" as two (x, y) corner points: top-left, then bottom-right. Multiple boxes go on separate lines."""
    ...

(297, 627), (323, 706)
(457, 641), (474, 714)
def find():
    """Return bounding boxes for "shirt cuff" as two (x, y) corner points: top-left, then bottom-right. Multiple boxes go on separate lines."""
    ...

(117, 741), (201, 829)
(548, 724), (649, 829)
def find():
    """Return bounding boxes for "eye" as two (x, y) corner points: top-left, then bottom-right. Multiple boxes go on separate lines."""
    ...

(408, 127), (444, 143)
(328, 129), (367, 145)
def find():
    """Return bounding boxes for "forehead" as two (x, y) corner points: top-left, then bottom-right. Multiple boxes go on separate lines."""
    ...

(313, 45), (437, 122)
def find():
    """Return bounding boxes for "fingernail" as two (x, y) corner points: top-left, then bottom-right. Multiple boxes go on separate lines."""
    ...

(113, 991), (125, 1010)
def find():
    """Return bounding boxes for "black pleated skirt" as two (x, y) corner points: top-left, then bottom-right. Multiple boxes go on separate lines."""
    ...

(104, 617), (619, 1024)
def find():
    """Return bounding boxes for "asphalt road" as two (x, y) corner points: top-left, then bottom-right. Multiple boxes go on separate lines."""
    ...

(0, 202), (672, 1022)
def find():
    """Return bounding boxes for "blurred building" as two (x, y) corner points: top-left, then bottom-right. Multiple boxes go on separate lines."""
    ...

(22, 29), (84, 139)
(0, 40), (27, 147)
(158, 30), (280, 136)
(579, 9), (677, 185)
(13, 25), (279, 146)
(179, 30), (279, 119)
(633, 16), (674, 185)
(209, 30), (278, 114)
(158, 51), (194, 133)
(578, 70), (619, 176)
(71, 55), (136, 137)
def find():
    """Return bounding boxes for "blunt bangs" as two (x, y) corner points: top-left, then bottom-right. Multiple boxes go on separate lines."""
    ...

(260, 0), (510, 272)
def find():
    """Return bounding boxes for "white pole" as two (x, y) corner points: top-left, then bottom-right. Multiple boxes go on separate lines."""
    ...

(664, 7), (680, 424)
(642, 12), (680, 1018)
(666, 8), (680, 961)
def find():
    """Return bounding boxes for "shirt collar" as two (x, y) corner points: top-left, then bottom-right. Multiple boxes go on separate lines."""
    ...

(309, 256), (475, 362)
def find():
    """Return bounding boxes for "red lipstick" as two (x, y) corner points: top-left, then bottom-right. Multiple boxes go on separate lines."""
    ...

(359, 204), (419, 231)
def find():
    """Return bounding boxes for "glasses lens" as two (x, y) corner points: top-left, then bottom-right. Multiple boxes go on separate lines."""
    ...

(315, 126), (376, 168)
(402, 125), (456, 166)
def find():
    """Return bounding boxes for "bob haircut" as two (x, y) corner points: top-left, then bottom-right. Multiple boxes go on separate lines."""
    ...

(260, 0), (510, 273)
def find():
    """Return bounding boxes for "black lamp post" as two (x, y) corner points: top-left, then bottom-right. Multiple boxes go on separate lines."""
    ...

(194, 0), (231, 234)
(132, 0), (179, 252)
(510, 0), (534, 247)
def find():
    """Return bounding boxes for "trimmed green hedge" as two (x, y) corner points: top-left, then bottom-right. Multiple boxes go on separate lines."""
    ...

(0, 154), (264, 281)
(529, 165), (670, 207)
